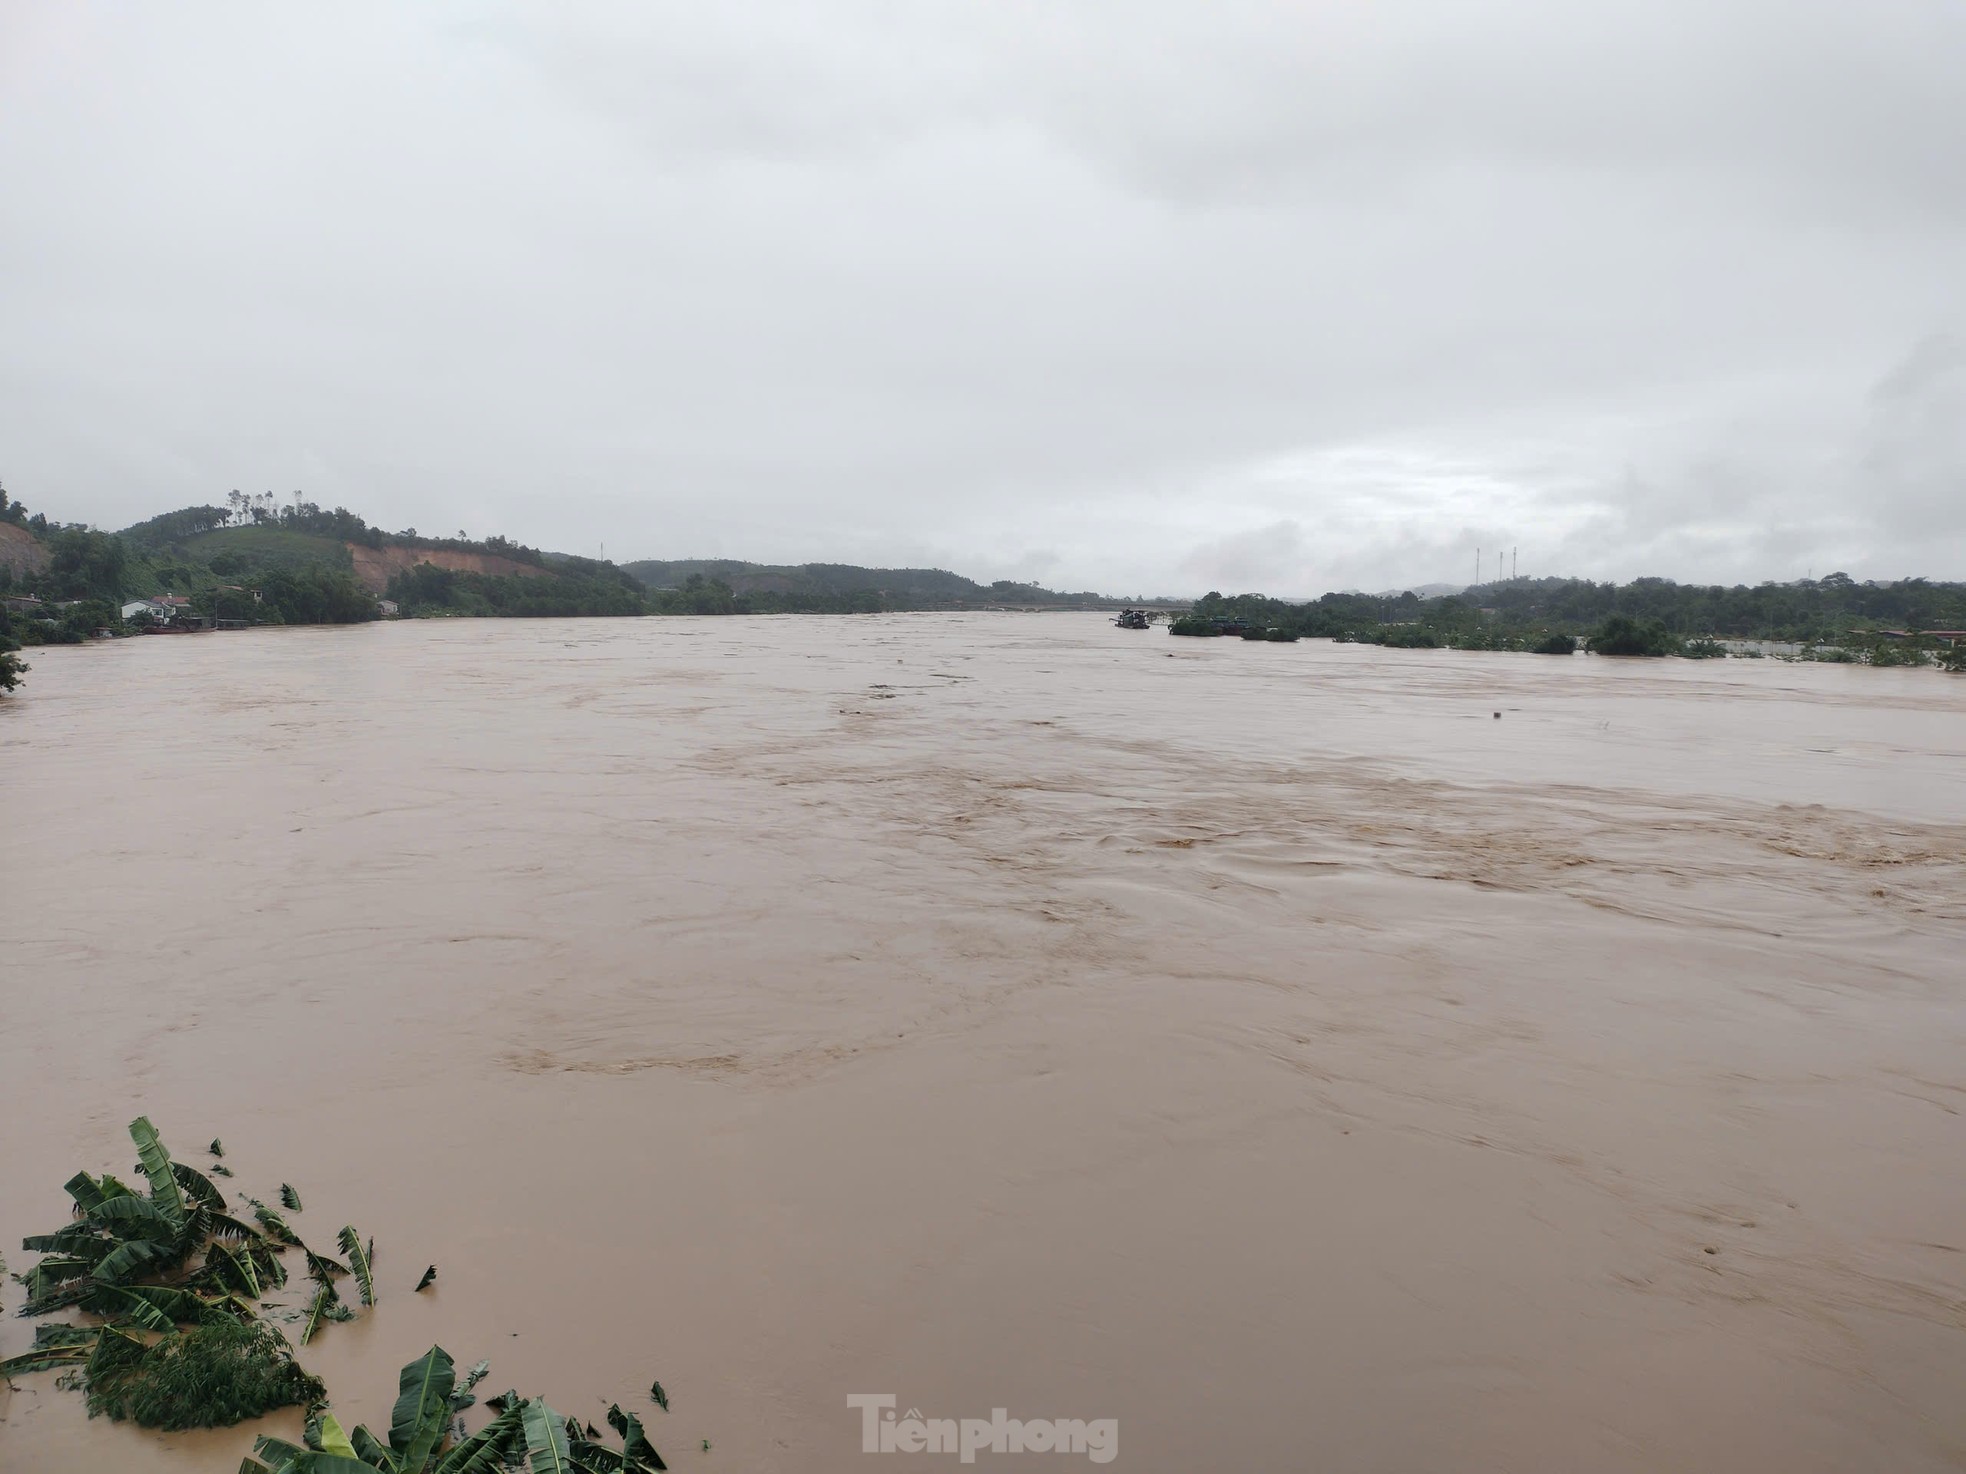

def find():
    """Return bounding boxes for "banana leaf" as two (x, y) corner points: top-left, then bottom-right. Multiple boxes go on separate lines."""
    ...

(63, 1171), (112, 1214)
(30, 1322), (97, 1348)
(174, 1161), (229, 1214)
(350, 1424), (396, 1470)
(304, 1246), (349, 1290)
(246, 1241), (288, 1291)
(389, 1345), (457, 1469)
(95, 1237), (178, 1284)
(91, 1194), (178, 1242)
(281, 1185), (304, 1213)
(273, 1454), (385, 1474)
(17, 1253), (99, 1290)
(130, 1117), (188, 1228)
(206, 1242), (263, 1299)
(252, 1203), (303, 1247)
(300, 1284), (336, 1346)
(208, 1211), (266, 1245)
(83, 1289), (214, 1336)
(337, 1227), (375, 1307)
(0, 1324), (99, 1377)
(19, 1273), (97, 1316)
(572, 1447), (665, 1474)
(431, 1404), (525, 1474)
(446, 1358), (490, 1415)
(521, 1398), (572, 1474)
(604, 1406), (665, 1470)
(240, 1435), (309, 1474)
(83, 1282), (232, 1332)
(20, 1225), (112, 1259)
(317, 1413), (359, 1459)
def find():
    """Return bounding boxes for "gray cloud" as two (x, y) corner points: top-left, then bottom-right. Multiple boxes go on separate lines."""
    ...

(1, 1), (1962, 594)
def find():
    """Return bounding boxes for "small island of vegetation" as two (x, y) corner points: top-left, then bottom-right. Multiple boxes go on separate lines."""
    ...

(1181, 576), (1966, 667)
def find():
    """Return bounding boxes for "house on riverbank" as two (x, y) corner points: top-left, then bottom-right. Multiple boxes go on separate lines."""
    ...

(120, 594), (195, 623)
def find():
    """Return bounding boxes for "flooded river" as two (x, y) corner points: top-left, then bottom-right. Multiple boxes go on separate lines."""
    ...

(3, 613), (1963, 1471)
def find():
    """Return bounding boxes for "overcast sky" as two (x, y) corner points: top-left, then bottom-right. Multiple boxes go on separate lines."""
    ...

(3, 2), (1963, 596)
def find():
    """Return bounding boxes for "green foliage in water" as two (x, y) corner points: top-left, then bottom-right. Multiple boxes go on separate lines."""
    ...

(77, 1319), (323, 1431)
(0, 1117), (362, 1428)
(6, 1118), (679, 1468)
(1377, 627), (1438, 648)
(1529, 632), (1577, 655)
(1589, 615), (1676, 656)
(1679, 637), (1728, 659)
(1168, 615), (1225, 637)
(1866, 640), (1930, 667)
(241, 1345), (670, 1474)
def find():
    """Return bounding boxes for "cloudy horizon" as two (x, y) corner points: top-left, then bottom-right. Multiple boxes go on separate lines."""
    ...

(3, 1), (1963, 598)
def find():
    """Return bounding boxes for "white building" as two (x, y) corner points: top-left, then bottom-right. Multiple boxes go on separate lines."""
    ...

(121, 595), (193, 622)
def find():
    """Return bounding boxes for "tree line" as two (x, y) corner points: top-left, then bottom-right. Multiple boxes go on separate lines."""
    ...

(1189, 573), (1966, 651)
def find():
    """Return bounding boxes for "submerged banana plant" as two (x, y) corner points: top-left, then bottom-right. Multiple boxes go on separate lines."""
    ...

(7, 1118), (676, 1467)
(241, 1346), (667, 1474)
(6, 1118), (263, 1332)
(1, 1118), (365, 1427)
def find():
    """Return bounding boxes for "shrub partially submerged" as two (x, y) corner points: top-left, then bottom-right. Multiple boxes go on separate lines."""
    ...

(1589, 615), (1676, 656)
(76, 1319), (323, 1430)
(1168, 615), (1224, 637)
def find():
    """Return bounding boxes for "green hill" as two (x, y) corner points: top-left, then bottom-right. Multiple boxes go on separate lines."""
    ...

(175, 526), (356, 574)
(619, 558), (1121, 607)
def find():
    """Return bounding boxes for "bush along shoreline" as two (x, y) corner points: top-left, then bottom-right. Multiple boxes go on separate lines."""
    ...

(1, 1118), (672, 1472)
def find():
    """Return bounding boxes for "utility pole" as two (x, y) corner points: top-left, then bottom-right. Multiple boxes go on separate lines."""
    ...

(1475, 548), (1480, 587)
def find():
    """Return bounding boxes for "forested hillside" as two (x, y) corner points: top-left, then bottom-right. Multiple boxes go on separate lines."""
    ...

(619, 558), (1130, 609)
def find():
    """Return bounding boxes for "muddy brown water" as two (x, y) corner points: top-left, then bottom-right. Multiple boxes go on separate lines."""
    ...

(2, 614), (1963, 1472)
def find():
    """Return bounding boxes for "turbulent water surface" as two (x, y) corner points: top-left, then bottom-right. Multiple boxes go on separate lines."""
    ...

(3, 614), (1964, 1472)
